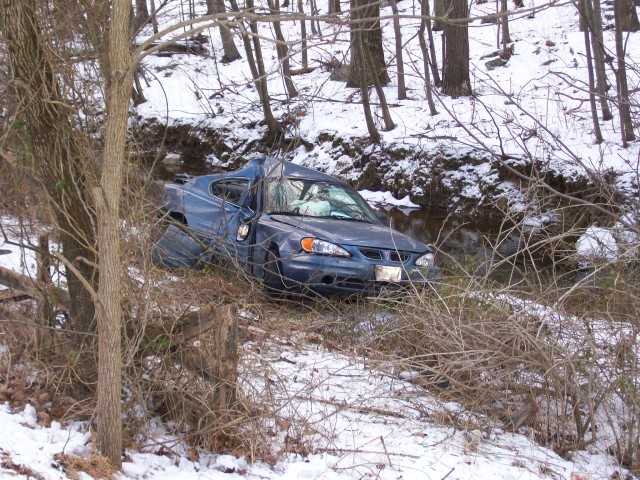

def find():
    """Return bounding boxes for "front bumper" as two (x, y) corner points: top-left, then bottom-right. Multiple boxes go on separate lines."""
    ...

(279, 252), (437, 294)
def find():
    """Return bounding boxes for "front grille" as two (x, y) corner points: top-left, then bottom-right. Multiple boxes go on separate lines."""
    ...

(390, 251), (410, 263)
(359, 248), (411, 264)
(359, 248), (382, 260)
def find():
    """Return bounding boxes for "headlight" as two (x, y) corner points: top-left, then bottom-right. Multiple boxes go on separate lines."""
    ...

(301, 238), (351, 257)
(415, 252), (435, 267)
(236, 224), (250, 241)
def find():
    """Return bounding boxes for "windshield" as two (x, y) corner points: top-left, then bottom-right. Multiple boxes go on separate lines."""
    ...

(264, 178), (378, 223)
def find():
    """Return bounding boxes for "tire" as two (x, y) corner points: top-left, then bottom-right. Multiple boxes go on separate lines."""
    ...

(263, 248), (285, 294)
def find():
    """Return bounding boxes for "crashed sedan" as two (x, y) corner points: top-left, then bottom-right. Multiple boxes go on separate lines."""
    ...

(153, 156), (436, 294)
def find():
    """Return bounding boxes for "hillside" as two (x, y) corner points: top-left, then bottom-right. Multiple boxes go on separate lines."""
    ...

(135, 0), (640, 217)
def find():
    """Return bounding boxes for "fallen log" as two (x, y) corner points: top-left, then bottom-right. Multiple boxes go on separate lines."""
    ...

(0, 265), (71, 312)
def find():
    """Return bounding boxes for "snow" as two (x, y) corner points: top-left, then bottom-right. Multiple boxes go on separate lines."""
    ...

(0, 343), (626, 479)
(576, 226), (619, 260)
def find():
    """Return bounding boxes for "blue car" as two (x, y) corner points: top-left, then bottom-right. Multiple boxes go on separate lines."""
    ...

(153, 156), (436, 294)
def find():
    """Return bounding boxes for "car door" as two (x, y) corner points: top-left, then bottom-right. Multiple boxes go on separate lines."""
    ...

(214, 179), (261, 273)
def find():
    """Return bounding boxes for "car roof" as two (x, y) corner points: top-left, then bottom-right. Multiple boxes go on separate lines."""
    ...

(254, 156), (350, 185)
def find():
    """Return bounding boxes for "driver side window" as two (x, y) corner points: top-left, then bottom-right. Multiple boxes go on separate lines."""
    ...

(210, 178), (250, 205)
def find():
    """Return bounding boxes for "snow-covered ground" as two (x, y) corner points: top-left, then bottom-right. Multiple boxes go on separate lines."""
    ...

(0, 340), (627, 480)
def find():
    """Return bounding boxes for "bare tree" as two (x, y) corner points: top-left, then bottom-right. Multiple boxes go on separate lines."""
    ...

(433, 0), (445, 31)
(423, 0), (441, 86)
(267, 0), (298, 98)
(246, 0), (283, 138)
(228, 0), (260, 80)
(500, 0), (511, 45)
(619, 0), (640, 31)
(354, 26), (381, 142)
(207, 0), (242, 62)
(613, 0), (636, 144)
(135, 0), (150, 30)
(1, 0), (98, 354)
(581, 0), (604, 143)
(419, 0), (438, 114)
(94, 0), (134, 466)
(585, 0), (613, 120)
(389, 0), (406, 100)
(298, 0), (309, 68)
(441, 0), (471, 97)
(329, 0), (341, 13)
(347, 0), (389, 87)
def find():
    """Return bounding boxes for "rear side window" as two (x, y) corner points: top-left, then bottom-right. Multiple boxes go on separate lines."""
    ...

(209, 178), (250, 205)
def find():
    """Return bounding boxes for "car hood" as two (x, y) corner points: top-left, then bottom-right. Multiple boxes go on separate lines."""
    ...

(271, 215), (428, 252)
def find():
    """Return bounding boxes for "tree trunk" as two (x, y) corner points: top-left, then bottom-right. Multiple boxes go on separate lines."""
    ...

(298, 0), (309, 68)
(355, 27), (381, 143)
(0, 0), (98, 355)
(585, 0), (613, 120)
(581, 2), (604, 144)
(149, 0), (159, 33)
(94, 0), (133, 467)
(419, 0), (438, 114)
(620, 0), (640, 30)
(228, 0), (260, 81)
(433, 0), (445, 31)
(246, 0), (282, 138)
(389, 0), (406, 100)
(424, 0), (441, 85)
(347, 0), (389, 88)
(500, 0), (511, 45)
(441, 0), (471, 97)
(362, 32), (395, 131)
(134, 0), (149, 30)
(207, 0), (242, 62)
(329, 0), (341, 14)
(613, 0), (636, 144)
(268, 0), (298, 98)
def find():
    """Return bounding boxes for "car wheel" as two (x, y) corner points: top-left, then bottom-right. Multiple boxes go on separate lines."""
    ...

(263, 248), (285, 294)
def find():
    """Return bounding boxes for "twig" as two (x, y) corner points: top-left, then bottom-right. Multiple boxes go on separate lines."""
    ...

(380, 435), (393, 467)
(441, 467), (455, 479)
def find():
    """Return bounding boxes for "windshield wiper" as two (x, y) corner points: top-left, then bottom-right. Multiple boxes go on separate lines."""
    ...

(317, 215), (371, 223)
(266, 211), (302, 216)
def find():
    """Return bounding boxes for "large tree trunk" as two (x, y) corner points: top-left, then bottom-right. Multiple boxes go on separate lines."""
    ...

(207, 0), (242, 62)
(347, 0), (389, 88)
(0, 0), (98, 355)
(94, 0), (133, 467)
(441, 0), (471, 97)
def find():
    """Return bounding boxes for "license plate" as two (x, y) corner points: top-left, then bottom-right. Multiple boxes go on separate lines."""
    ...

(375, 265), (402, 282)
